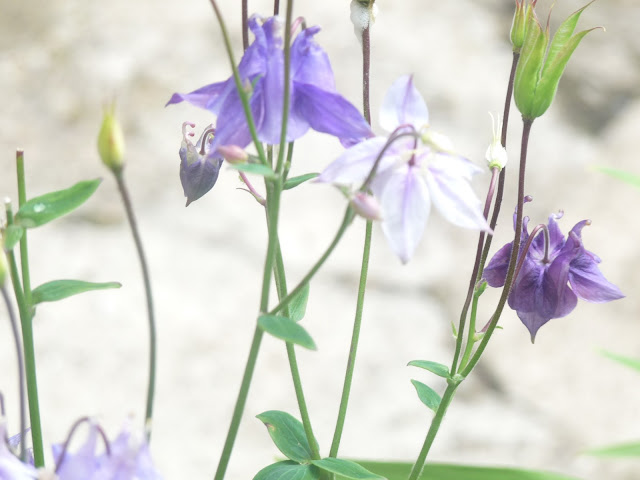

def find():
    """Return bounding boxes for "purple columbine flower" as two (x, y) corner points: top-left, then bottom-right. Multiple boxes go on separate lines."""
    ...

(0, 419), (38, 479)
(167, 15), (373, 204)
(317, 75), (490, 263)
(179, 122), (223, 206)
(483, 210), (624, 342)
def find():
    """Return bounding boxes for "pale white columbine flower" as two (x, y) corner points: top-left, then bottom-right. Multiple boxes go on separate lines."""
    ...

(318, 75), (490, 263)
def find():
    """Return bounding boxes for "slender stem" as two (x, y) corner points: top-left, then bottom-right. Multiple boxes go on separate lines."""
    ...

(2, 285), (26, 461)
(275, 0), (294, 175)
(329, 220), (372, 457)
(459, 285), (482, 371)
(208, 0), (267, 165)
(214, 326), (264, 480)
(462, 117), (534, 378)
(113, 172), (156, 441)
(407, 384), (458, 480)
(329, 24), (373, 459)
(241, 0), (248, 51)
(16, 151), (31, 308)
(5, 202), (44, 467)
(273, 0), (280, 15)
(269, 207), (355, 316)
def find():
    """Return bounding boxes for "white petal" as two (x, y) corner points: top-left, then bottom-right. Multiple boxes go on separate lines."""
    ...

(373, 165), (431, 263)
(317, 136), (393, 186)
(379, 75), (429, 132)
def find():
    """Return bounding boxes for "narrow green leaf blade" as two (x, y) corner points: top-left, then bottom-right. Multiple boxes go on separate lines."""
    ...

(340, 460), (582, 480)
(600, 350), (640, 373)
(228, 162), (276, 179)
(594, 166), (640, 189)
(254, 461), (321, 480)
(288, 284), (310, 322)
(311, 458), (385, 480)
(408, 360), (450, 379)
(3, 225), (24, 250)
(15, 179), (102, 228)
(586, 441), (640, 458)
(256, 411), (315, 464)
(410, 380), (441, 413)
(31, 280), (121, 304)
(284, 173), (319, 190)
(258, 314), (316, 350)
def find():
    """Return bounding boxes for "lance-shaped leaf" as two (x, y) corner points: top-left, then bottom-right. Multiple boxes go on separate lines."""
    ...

(407, 360), (450, 379)
(32, 280), (121, 304)
(311, 458), (385, 480)
(586, 441), (640, 458)
(256, 411), (316, 464)
(227, 162), (276, 179)
(3, 225), (24, 250)
(14, 179), (101, 228)
(258, 314), (316, 350)
(254, 461), (321, 480)
(600, 350), (640, 373)
(284, 173), (319, 190)
(410, 380), (441, 413)
(288, 283), (310, 322)
(594, 166), (640, 189)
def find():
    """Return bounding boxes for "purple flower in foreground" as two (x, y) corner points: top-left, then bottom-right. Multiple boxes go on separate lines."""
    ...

(53, 421), (162, 480)
(318, 75), (490, 263)
(483, 211), (624, 341)
(167, 15), (372, 203)
(0, 420), (37, 479)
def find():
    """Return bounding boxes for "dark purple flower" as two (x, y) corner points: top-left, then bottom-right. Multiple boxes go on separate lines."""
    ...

(179, 122), (223, 206)
(483, 211), (624, 341)
(167, 15), (373, 203)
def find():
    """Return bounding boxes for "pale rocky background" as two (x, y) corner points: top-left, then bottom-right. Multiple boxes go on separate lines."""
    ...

(1, 0), (639, 478)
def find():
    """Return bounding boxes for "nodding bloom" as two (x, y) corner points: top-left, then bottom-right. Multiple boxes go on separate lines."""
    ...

(179, 122), (223, 206)
(317, 75), (490, 263)
(483, 209), (624, 342)
(0, 419), (38, 479)
(167, 15), (373, 203)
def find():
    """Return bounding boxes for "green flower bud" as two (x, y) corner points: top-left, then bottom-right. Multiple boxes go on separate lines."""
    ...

(513, 1), (601, 120)
(97, 104), (125, 173)
(510, 0), (533, 53)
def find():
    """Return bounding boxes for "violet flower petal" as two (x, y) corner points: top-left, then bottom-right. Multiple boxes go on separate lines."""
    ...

(379, 75), (429, 132)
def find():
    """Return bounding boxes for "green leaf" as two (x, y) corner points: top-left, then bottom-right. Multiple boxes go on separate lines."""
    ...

(600, 350), (640, 373)
(284, 173), (319, 190)
(410, 380), (441, 413)
(228, 162), (276, 179)
(311, 458), (385, 480)
(288, 284), (310, 322)
(407, 360), (450, 379)
(256, 411), (316, 464)
(254, 461), (321, 480)
(3, 225), (24, 250)
(594, 166), (640, 189)
(258, 314), (316, 350)
(585, 441), (640, 458)
(14, 179), (102, 228)
(339, 460), (582, 480)
(31, 280), (121, 304)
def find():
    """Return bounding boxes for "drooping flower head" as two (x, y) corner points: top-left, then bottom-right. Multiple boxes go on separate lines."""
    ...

(318, 75), (490, 263)
(483, 208), (624, 341)
(179, 122), (223, 206)
(167, 15), (373, 204)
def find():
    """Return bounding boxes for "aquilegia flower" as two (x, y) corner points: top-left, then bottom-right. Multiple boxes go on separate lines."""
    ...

(483, 211), (624, 341)
(167, 15), (372, 204)
(179, 122), (223, 206)
(317, 75), (490, 263)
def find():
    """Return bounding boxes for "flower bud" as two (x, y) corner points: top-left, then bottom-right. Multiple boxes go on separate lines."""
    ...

(216, 145), (248, 165)
(485, 113), (507, 170)
(510, 0), (533, 53)
(513, 1), (600, 119)
(350, 0), (378, 44)
(351, 192), (382, 221)
(97, 104), (125, 173)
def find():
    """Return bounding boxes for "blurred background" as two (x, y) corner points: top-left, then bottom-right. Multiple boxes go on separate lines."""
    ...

(1, 0), (639, 478)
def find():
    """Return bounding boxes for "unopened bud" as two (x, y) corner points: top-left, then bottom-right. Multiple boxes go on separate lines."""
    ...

(350, 0), (378, 44)
(97, 103), (125, 173)
(351, 192), (382, 221)
(485, 113), (507, 170)
(217, 145), (248, 164)
(510, 0), (533, 53)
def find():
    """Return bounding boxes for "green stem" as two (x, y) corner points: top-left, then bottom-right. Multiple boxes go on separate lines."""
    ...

(461, 117), (534, 378)
(213, 326), (264, 480)
(275, 0), (294, 176)
(459, 286), (482, 371)
(407, 383), (458, 480)
(16, 151), (31, 307)
(2, 285), (27, 461)
(4, 202), (44, 467)
(113, 171), (156, 441)
(329, 219), (372, 458)
(269, 207), (355, 316)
